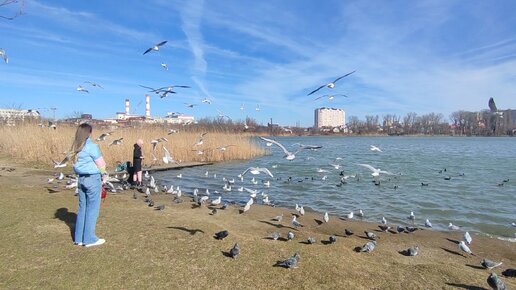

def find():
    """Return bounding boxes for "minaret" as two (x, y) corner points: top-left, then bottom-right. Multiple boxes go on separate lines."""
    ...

(125, 98), (130, 115)
(145, 94), (150, 118)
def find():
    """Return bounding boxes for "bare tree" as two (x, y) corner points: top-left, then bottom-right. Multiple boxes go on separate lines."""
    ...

(0, 0), (24, 20)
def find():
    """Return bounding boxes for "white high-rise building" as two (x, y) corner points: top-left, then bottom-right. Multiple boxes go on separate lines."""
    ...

(314, 107), (345, 128)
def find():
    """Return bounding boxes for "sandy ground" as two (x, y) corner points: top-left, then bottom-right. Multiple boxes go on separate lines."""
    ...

(0, 155), (514, 289)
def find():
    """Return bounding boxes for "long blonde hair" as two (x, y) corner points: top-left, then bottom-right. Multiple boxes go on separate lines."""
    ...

(70, 123), (92, 159)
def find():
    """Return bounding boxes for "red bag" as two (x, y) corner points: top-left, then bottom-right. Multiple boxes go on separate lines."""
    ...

(101, 186), (107, 202)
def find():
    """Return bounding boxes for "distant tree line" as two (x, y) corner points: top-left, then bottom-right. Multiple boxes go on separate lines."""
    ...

(345, 110), (514, 136)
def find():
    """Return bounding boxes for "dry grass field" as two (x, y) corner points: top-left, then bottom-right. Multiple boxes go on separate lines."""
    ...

(0, 124), (265, 168)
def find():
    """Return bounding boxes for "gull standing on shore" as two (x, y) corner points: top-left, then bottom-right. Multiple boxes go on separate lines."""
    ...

(307, 71), (356, 96)
(458, 241), (474, 255)
(292, 216), (303, 228)
(464, 232), (472, 245)
(323, 212), (329, 223)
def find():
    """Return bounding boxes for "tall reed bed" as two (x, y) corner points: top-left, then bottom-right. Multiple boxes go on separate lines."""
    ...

(0, 124), (265, 169)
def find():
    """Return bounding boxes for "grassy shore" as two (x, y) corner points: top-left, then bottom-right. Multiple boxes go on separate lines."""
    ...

(0, 155), (515, 289)
(0, 124), (265, 168)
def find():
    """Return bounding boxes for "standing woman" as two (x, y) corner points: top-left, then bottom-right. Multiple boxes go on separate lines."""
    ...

(71, 123), (107, 247)
(133, 139), (144, 187)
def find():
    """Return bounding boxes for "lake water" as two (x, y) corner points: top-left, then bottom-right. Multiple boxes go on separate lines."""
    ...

(155, 136), (516, 239)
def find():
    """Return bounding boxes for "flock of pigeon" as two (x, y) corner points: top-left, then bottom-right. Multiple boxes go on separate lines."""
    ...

(45, 132), (515, 289)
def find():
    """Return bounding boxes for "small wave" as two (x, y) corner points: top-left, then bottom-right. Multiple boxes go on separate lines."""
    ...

(497, 236), (516, 243)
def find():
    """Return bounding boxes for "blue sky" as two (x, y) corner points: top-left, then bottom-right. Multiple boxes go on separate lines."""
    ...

(1, 0), (516, 126)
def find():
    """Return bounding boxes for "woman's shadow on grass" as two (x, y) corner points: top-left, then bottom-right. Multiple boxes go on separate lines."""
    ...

(54, 208), (76, 239)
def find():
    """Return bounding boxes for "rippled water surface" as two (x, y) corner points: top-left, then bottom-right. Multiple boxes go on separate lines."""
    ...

(155, 136), (516, 238)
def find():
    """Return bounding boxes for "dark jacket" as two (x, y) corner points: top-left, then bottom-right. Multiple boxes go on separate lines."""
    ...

(133, 144), (142, 161)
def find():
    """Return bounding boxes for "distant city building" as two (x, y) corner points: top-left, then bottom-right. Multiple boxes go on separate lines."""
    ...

(314, 107), (345, 128)
(81, 114), (92, 120)
(156, 114), (195, 124)
(0, 108), (40, 125)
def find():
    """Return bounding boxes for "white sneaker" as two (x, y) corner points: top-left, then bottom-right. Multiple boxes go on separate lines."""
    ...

(85, 238), (105, 248)
(74, 242), (84, 246)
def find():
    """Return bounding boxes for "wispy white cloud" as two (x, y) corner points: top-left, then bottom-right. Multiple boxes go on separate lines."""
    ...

(191, 76), (211, 98)
(27, 0), (157, 41)
(180, 0), (207, 74)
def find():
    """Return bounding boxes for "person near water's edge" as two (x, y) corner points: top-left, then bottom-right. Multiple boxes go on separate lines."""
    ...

(133, 139), (144, 186)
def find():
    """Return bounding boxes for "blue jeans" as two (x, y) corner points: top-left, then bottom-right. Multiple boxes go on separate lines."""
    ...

(74, 174), (102, 245)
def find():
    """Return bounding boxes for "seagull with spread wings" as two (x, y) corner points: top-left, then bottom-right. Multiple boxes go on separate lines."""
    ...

(488, 97), (503, 116)
(143, 40), (168, 55)
(84, 81), (104, 89)
(193, 132), (208, 146)
(162, 146), (176, 164)
(77, 85), (89, 93)
(0, 48), (8, 64)
(307, 71), (356, 96)
(109, 138), (124, 146)
(217, 109), (232, 120)
(356, 163), (395, 177)
(314, 94), (348, 101)
(240, 167), (274, 177)
(260, 137), (299, 161)
(52, 155), (69, 168)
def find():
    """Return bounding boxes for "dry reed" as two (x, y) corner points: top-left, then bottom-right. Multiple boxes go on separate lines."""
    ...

(0, 124), (265, 169)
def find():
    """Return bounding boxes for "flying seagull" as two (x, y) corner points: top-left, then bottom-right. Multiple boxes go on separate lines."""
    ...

(96, 132), (113, 141)
(216, 109), (232, 120)
(356, 163), (394, 177)
(307, 71), (356, 96)
(314, 94), (348, 101)
(52, 156), (69, 168)
(193, 132), (207, 146)
(488, 97), (499, 113)
(162, 146), (176, 164)
(161, 62), (168, 70)
(259, 137), (299, 161)
(240, 167), (273, 177)
(370, 145), (382, 152)
(293, 143), (323, 150)
(216, 145), (235, 152)
(109, 138), (123, 146)
(0, 48), (8, 64)
(143, 40), (167, 55)
(84, 81), (104, 89)
(76, 85), (89, 93)
(201, 98), (212, 104)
